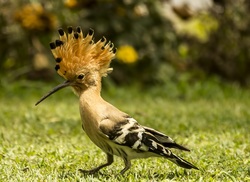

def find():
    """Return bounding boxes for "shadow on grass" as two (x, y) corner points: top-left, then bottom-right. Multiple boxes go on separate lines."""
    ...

(76, 168), (199, 180)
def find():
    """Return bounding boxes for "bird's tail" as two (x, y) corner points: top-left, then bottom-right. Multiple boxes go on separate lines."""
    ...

(142, 131), (198, 170)
(168, 153), (199, 170)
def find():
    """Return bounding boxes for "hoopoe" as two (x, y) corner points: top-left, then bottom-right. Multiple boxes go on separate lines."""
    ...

(35, 26), (198, 174)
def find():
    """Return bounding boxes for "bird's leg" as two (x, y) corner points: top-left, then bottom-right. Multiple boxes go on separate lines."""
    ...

(120, 158), (131, 175)
(79, 153), (114, 174)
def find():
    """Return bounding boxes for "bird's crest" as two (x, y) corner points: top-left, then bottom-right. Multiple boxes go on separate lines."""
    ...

(49, 26), (116, 80)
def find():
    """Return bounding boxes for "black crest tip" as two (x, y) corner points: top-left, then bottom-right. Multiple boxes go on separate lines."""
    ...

(50, 42), (56, 49)
(88, 28), (94, 36)
(76, 26), (81, 33)
(74, 33), (79, 39)
(58, 28), (64, 36)
(101, 36), (106, 42)
(55, 40), (63, 47)
(55, 65), (60, 71)
(55, 58), (62, 63)
(67, 26), (73, 34)
(113, 48), (117, 54)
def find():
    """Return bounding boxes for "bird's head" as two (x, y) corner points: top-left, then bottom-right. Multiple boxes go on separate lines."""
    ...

(35, 26), (116, 105)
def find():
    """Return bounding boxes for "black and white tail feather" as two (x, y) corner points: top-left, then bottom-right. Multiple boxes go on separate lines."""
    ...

(99, 116), (198, 174)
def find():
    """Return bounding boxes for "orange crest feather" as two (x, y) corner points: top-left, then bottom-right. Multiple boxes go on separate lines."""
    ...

(49, 26), (116, 80)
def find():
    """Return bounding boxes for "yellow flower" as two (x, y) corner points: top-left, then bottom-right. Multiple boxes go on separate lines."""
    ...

(14, 3), (57, 32)
(116, 45), (139, 64)
(64, 0), (78, 9)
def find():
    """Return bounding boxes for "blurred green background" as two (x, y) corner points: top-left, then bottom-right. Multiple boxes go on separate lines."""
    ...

(1, 0), (250, 87)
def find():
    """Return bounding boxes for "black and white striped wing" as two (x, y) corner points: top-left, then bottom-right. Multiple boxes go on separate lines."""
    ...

(99, 117), (173, 156)
(99, 117), (199, 170)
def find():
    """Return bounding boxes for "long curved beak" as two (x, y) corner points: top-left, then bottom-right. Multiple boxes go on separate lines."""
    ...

(35, 80), (71, 106)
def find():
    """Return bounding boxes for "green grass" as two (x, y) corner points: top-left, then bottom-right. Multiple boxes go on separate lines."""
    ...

(0, 78), (249, 181)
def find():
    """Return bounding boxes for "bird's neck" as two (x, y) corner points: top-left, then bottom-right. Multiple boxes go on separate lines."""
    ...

(79, 76), (104, 107)
(85, 76), (102, 97)
(78, 81), (106, 131)
(82, 84), (102, 100)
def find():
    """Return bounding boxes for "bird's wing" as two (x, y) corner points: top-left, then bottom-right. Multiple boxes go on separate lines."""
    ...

(99, 116), (176, 156)
(99, 116), (198, 170)
(99, 116), (147, 150)
(143, 126), (190, 151)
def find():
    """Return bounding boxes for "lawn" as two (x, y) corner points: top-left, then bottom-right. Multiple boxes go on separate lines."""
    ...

(0, 78), (249, 181)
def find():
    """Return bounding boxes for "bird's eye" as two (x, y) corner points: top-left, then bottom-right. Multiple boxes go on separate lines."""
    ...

(77, 74), (85, 80)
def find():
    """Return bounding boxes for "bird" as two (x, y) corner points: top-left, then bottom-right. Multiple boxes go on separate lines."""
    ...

(35, 26), (198, 175)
